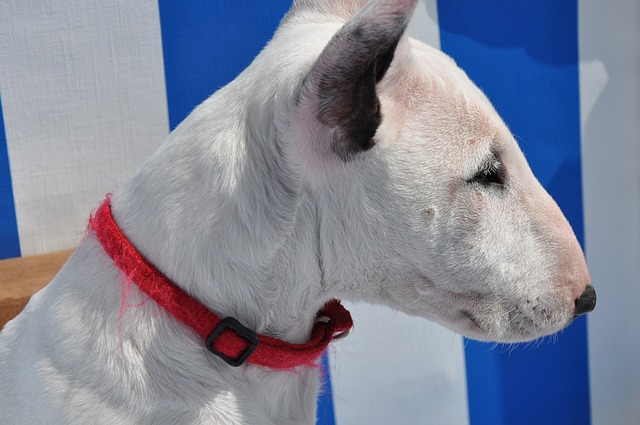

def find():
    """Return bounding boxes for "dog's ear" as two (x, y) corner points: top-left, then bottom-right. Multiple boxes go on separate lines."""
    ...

(297, 0), (418, 161)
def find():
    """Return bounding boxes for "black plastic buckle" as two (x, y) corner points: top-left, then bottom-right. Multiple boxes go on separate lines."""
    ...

(206, 317), (259, 367)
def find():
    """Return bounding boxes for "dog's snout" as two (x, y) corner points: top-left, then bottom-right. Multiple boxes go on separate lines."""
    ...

(574, 285), (596, 317)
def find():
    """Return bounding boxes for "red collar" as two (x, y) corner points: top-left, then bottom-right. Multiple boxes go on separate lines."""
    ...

(89, 196), (352, 369)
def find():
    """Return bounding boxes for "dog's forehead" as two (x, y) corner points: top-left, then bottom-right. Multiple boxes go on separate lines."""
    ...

(381, 39), (511, 158)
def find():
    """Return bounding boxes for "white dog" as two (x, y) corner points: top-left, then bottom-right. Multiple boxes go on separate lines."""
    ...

(0, 0), (595, 423)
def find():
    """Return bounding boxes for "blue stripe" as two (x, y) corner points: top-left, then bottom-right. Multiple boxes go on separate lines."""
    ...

(437, 2), (591, 424)
(156, 3), (336, 424)
(0, 95), (21, 259)
(157, 0), (293, 130)
(316, 353), (337, 425)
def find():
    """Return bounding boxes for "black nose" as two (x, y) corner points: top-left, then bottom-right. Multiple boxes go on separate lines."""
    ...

(574, 285), (596, 317)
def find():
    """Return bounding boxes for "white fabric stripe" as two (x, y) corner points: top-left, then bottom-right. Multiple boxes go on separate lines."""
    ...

(330, 304), (469, 425)
(0, 0), (169, 255)
(407, 0), (441, 50)
(331, 4), (469, 425)
(579, 1), (640, 424)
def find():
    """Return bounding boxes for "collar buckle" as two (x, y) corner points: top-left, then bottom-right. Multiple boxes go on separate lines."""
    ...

(206, 317), (259, 367)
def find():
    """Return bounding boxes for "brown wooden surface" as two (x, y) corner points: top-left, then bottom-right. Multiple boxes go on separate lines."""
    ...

(0, 250), (74, 329)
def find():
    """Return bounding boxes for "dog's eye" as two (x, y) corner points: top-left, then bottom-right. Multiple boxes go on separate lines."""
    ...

(469, 160), (506, 188)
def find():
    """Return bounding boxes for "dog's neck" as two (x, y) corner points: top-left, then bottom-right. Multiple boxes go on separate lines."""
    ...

(104, 187), (326, 423)
(109, 189), (327, 346)
(110, 84), (330, 337)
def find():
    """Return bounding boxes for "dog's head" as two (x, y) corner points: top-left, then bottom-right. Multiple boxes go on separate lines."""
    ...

(260, 0), (595, 343)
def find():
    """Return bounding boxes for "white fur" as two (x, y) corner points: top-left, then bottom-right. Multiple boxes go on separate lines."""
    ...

(0, 0), (591, 423)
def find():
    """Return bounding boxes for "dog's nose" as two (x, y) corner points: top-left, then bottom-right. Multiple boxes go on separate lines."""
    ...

(574, 285), (596, 317)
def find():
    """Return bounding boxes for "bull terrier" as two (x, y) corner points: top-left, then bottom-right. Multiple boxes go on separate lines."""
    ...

(0, 0), (595, 423)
